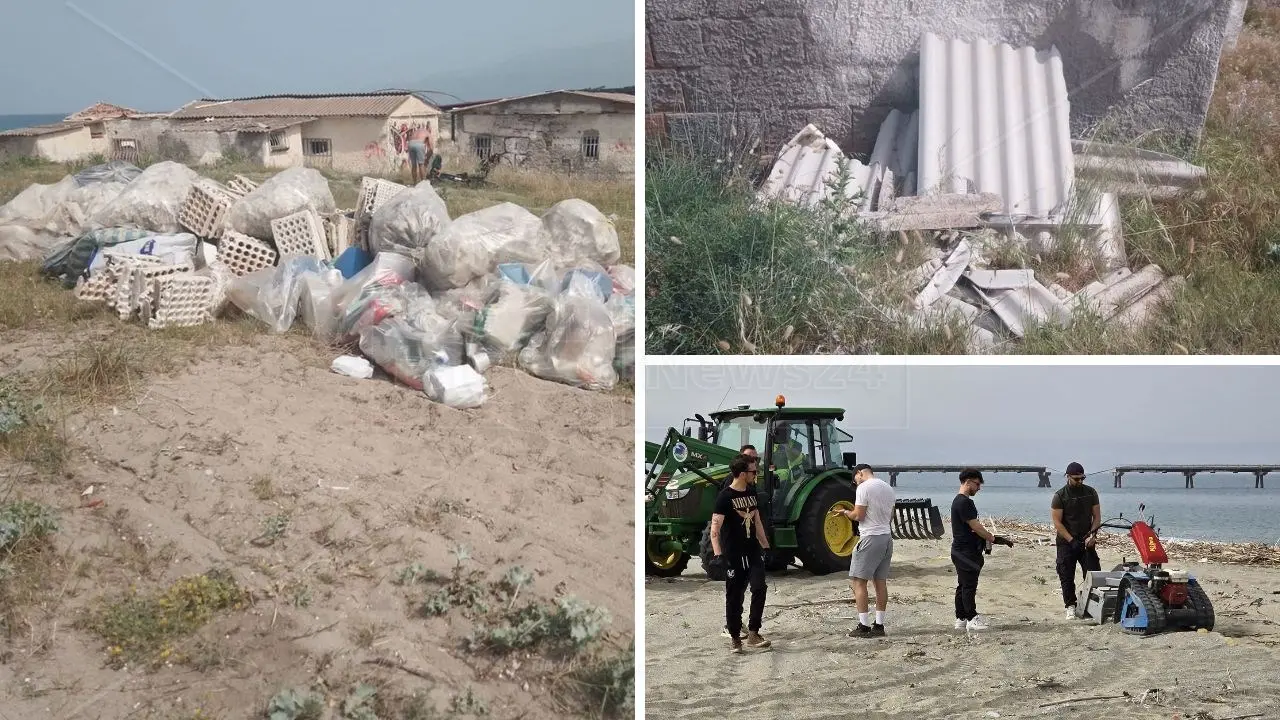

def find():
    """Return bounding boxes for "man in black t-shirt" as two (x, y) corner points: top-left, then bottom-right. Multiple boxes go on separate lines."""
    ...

(1051, 462), (1102, 619)
(709, 453), (772, 654)
(951, 469), (997, 631)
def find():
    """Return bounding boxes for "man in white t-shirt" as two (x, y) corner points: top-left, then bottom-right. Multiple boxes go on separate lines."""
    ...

(834, 462), (896, 638)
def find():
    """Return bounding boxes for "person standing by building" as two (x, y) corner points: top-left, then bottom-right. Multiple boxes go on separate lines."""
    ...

(708, 453), (772, 653)
(951, 469), (997, 631)
(835, 463), (895, 637)
(1052, 461), (1102, 619)
(407, 125), (434, 184)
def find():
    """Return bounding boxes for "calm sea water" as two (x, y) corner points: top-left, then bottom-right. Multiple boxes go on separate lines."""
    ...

(0, 114), (66, 132)
(891, 473), (1280, 544)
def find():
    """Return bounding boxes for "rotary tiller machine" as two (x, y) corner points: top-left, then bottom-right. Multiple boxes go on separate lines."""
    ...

(1074, 506), (1214, 636)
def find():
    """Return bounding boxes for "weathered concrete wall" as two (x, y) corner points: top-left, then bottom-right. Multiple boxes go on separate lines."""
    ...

(0, 137), (37, 162)
(158, 129), (269, 166)
(106, 118), (171, 158)
(453, 97), (635, 175)
(647, 0), (1240, 158)
(33, 126), (102, 162)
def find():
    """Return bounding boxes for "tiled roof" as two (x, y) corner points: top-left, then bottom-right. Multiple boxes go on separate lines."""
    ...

(169, 117), (316, 133)
(64, 102), (140, 122)
(169, 92), (430, 120)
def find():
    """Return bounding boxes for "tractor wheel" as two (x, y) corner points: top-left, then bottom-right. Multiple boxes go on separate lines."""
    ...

(645, 536), (690, 577)
(795, 480), (859, 576)
(699, 527), (727, 582)
(1186, 581), (1215, 631)
(1117, 582), (1167, 636)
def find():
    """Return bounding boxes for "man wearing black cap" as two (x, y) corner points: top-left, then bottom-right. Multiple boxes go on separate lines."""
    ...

(951, 469), (997, 631)
(1051, 462), (1102, 620)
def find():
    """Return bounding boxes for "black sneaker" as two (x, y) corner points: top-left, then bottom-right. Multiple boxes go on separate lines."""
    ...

(848, 623), (874, 637)
(870, 623), (886, 637)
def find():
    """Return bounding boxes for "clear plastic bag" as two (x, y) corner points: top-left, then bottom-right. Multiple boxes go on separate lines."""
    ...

(471, 278), (554, 357)
(329, 251), (417, 326)
(227, 167), (336, 240)
(419, 202), (551, 291)
(336, 276), (440, 343)
(608, 264), (635, 296)
(357, 313), (464, 390)
(299, 268), (346, 342)
(517, 277), (618, 391)
(541, 198), (621, 268)
(88, 161), (200, 234)
(367, 182), (451, 263)
(0, 226), (62, 262)
(226, 256), (328, 332)
(73, 160), (142, 187)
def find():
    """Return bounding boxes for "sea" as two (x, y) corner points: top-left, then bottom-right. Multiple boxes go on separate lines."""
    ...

(895, 473), (1280, 544)
(0, 113), (66, 132)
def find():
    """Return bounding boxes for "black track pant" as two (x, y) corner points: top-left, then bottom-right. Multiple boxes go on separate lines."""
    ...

(1056, 542), (1101, 607)
(725, 553), (767, 639)
(951, 548), (984, 621)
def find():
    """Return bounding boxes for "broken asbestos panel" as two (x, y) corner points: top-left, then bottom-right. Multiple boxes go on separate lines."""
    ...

(962, 268), (1072, 338)
(1088, 264), (1166, 319)
(1110, 275), (1185, 329)
(1073, 140), (1207, 198)
(868, 193), (1004, 232)
(757, 125), (870, 209)
(912, 238), (972, 308)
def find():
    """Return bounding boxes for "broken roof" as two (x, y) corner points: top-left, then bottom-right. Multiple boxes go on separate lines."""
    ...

(0, 121), (90, 138)
(169, 117), (316, 133)
(169, 91), (436, 120)
(64, 102), (141, 122)
(443, 89), (635, 113)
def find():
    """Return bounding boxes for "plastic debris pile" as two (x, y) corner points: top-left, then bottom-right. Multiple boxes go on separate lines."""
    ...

(0, 161), (634, 408)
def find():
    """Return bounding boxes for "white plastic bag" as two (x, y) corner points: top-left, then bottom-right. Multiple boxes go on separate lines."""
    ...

(331, 355), (374, 379)
(357, 314), (464, 390)
(424, 364), (487, 408)
(88, 161), (200, 233)
(0, 226), (63, 262)
(227, 167), (336, 240)
(86, 233), (200, 275)
(367, 182), (451, 262)
(542, 198), (621, 267)
(419, 202), (551, 291)
(473, 278), (553, 356)
(299, 269), (345, 342)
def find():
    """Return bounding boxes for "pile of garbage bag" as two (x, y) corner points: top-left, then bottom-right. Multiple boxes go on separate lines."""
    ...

(0, 161), (635, 408)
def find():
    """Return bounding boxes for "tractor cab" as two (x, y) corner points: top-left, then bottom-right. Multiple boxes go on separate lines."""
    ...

(706, 396), (856, 526)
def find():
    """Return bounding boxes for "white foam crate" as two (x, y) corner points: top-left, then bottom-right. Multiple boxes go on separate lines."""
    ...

(218, 230), (278, 277)
(179, 180), (236, 238)
(142, 274), (217, 329)
(271, 209), (328, 260)
(74, 269), (118, 303)
(356, 177), (408, 220)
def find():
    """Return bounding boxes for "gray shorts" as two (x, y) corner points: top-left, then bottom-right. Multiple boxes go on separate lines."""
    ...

(849, 533), (893, 580)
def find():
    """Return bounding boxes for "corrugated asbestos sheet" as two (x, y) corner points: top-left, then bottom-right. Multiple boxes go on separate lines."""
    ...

(170, 117), (316, 134)
(864, 108), (919, 211)
(917, 32), (1075, 220)
(0, 121), (89, 138)
(757, 125), (871, 208)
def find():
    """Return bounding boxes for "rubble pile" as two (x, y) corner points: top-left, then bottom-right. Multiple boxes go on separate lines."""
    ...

(0, 163), (634, 407)
(757, 32), (1208, 351)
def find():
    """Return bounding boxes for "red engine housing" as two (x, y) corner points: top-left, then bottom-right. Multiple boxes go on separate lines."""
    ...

(1129, 520), (1169, 566)
(1159, 581), (1189, 606)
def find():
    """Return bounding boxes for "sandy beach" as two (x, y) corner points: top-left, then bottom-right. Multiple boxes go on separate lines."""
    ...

(645, 522), (1280, 720)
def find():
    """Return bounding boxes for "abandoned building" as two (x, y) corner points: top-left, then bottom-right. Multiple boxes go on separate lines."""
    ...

(440, 89), (635, 173)
(0, 103), (166, 163)
(163, 91), (442, 173)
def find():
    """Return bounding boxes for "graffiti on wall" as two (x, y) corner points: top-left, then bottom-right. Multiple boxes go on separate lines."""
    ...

(363, 120), (434, 173)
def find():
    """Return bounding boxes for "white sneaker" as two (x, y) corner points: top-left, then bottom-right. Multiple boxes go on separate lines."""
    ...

(966, 615), (990, 631)
(954, 619), (967, 630)
(1065, 606), (1077, 620)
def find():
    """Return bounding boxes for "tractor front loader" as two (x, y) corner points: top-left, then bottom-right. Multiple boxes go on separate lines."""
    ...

(644, 396), (945, 580)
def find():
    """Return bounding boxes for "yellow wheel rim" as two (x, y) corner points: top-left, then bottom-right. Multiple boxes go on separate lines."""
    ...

(824, 500), (858, 556)
(646, 538), (682, 570)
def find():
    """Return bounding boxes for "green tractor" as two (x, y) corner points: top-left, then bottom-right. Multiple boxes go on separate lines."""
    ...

(644, 396), (945, 580)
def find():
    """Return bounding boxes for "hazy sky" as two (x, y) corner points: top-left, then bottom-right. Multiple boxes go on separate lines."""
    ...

(0, 0), (634, 114)
(646, 364), (1280, 479)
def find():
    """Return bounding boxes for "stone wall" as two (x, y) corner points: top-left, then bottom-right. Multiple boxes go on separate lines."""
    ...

(646, 0), (1242, 158)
